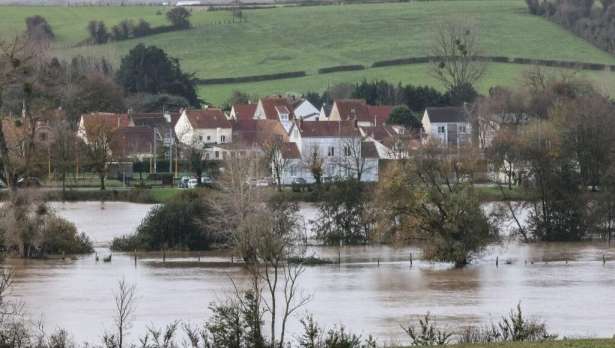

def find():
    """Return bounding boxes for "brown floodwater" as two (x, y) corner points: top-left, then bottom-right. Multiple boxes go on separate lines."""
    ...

(4, 202), (615, 346)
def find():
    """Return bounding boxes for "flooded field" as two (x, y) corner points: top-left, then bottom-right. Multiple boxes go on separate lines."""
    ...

(5, 201), (615, 345)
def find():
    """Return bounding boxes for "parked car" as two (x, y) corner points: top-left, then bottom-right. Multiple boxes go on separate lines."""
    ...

(178, 176), (190, 188)
(187, 178), (199, 189)
(256, 178), (270, 187)
(17, 177), (41, 188)
(201, 175), (214, 184)
(291, 177), (307, 192)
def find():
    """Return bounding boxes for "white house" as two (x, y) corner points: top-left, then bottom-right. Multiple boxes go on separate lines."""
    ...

(279, 120), (380, 184)
(293, 100), (320, 121)
(174, 108), (232, 148)
(422, 106), (472, 147)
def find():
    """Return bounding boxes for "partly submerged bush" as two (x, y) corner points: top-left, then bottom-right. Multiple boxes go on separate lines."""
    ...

(111, 190), (222, 251)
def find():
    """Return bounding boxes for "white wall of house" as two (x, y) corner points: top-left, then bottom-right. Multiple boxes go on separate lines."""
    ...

(294, 100), (320, 121)
(253, 100), (267, 120)
(422, 111), (471, 146)
(276, 135), (378, 184)
(174, 112), (232, 148)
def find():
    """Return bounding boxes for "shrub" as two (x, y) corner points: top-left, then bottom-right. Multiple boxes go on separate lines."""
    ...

(401, 313), (453, 346)
(459, 303), (557, 344)
(313, 180), (374, 245)
(111, 190), (222, 251)
(25, 15), (55, 41)
(40, 216), (93, 255)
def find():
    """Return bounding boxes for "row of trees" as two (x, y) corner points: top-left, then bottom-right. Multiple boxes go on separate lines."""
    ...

(86, 7), (192, 44)
(527, 0), (615, 55)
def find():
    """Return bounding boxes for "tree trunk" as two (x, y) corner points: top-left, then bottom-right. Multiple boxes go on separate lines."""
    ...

(100, 175), (106, 191)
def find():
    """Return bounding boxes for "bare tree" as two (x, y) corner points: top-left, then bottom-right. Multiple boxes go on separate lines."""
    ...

(238, 202), (311, 348)
(430, 20), (486, 90)
(51, 121), (77, 196)
(303, 144), (324, 185)
(104, 278), (136, 348)
(337, 138), (376, 182)
(0, 36), (54, 191)
(263, 139), (289, 191)
(82, 118), (114, 191)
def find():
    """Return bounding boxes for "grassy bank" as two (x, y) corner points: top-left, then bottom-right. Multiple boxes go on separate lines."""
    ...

(399, 340), (615, 348)
(3, 1), (615, 104)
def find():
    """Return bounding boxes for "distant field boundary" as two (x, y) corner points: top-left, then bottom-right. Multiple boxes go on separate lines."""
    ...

(196, 56), (615, 85)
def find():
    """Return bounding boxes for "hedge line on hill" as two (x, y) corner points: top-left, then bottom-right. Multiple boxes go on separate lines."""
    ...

(371, 56), (615, 71)
(195, 56), (615, 86)
(196, 71), (306, 84)
(317, 64), (365, 74)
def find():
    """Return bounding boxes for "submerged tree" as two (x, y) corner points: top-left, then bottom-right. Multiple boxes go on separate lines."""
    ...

(377, 143), (497, 267)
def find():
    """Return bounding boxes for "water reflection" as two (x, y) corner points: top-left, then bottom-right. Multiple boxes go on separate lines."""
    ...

(2, 202), (615, 345)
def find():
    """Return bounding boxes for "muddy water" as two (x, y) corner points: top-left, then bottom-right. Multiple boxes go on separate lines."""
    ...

(5, 202), (615, 345)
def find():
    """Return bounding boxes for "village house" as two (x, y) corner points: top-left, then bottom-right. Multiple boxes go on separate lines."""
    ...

(206, 118), (289, 161)
(253, 96), (296, 132)
(229, 103), (257, 121)
(174, 108), (232, 148)
(279, 119), (380, 184)
(421, 106), (472, 147)
(328, 99), (393, 127)
(77, 112), (131, 144)
(360, 124), (420, 159)
(293, 99), (320, 121)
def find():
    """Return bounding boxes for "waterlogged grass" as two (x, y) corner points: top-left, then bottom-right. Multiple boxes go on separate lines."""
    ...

(149, 187), (181, 203)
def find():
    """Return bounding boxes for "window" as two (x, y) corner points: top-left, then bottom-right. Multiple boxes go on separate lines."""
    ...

(279, 113), (289, 121)
(438, 126), (446, 134)
(458, 125), (467, 133)
(344, 145), (351, 157)
(215, 151), (220, 159)
(289, 165), (297, 177)
(199, 135), (203, 141)
(206, 135), (211, 141)
(328, 146), (335, 157)
(220, 135), (226, 143)
(205, 153), (210, 160)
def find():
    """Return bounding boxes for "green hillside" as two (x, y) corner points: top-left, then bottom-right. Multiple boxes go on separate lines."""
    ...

(2, 1), (615, 104)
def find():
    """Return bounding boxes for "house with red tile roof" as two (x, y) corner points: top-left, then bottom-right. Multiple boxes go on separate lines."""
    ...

(254, 96), (297, 132)
(229, 103), (257, 121)
(174, 108), (233, 148)
(77, 112), (131, 144)
(275, 119), (380, 184)
(328, 99), (394, 127)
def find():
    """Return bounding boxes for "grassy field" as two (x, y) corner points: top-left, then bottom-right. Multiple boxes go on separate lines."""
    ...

(2, 1), (615, 104)
(199, 62), (615, 105)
